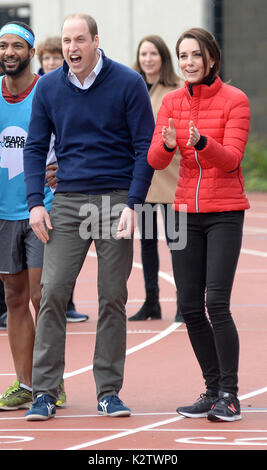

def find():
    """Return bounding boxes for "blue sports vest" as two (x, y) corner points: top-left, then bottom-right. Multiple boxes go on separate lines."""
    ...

(0, 76), (53, 220)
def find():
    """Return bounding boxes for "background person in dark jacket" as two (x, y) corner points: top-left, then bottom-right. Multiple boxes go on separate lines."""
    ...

(129, 34), (183, 323)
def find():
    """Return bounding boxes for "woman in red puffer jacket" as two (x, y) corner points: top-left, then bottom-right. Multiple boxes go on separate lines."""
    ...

(148, 27), (250, 423)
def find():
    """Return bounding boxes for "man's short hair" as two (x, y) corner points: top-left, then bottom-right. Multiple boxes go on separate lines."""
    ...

(62, 13), (98, 40)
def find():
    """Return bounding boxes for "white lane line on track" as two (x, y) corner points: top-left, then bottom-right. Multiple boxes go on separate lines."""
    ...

(63, 253), (178, 379)
(0, 393), (266, 450)
(63, 322), (179, 379)
(87, 250), (176, 286)
(62, 386), (267, 450)
(63, 253), (183, 448)
(1, 247), (267, 374)
(63, 383), (267, 451)
(239, 387), (267, 400)
(62, 245), (267, 450)
(64, 245), (267, 380)
(2, 420), (267, 433)
(244, 226), (267, 234)
(64, 415), (184, 451)
(241, 248), (267, 258)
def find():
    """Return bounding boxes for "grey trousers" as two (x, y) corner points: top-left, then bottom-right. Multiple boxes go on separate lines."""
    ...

(32, 191), (133, 402)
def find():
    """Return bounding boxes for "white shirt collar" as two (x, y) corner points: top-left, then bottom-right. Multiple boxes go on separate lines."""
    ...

(68, 49), (103, 90)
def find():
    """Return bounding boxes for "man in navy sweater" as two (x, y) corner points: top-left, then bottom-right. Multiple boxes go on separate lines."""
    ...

(24, 13), (154, 420)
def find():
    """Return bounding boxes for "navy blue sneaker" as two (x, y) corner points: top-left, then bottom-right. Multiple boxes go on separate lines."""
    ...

(66, 310), (89, 323)
(25, 394), (56, 421)
(97, 395), (131, 417)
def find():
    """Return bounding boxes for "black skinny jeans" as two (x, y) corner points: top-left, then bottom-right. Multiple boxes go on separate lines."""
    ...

(171, 210), (244, 396)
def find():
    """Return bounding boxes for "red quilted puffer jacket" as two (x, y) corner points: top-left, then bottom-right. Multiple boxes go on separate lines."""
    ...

(147, 77), (250, 213)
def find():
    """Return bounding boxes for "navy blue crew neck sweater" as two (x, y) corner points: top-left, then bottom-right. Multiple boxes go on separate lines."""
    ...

(24, 50), (155, 211)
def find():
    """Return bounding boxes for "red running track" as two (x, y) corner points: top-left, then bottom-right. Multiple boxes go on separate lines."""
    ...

(0, 192), (267, 457)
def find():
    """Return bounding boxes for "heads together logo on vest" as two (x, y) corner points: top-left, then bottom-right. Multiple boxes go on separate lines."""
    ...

(1, 134), (25, 148)
(0, 24), (34, 47)
(0, 126), (27, 179)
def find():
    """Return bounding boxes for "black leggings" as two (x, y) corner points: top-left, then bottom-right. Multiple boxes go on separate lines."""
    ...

(139, 203), (176, 291)
(171, 210), (244, 395)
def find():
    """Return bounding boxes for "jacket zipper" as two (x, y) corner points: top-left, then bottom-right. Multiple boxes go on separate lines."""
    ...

(195, 150), (201, 213)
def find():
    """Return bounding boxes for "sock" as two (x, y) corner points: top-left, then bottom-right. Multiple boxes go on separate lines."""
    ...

(19, 382), (32, 392)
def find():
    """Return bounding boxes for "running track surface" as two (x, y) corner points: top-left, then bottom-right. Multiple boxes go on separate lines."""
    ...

(0, 192), (266, 454)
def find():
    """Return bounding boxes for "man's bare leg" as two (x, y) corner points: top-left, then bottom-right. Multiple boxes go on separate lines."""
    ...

(28, 267), (42, 325)
(1, 270), (35, 386)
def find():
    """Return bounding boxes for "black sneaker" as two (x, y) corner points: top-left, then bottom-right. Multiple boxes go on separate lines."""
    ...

(207, 391), (242, 422)
(177, 392), (217, 418)
(0, 311), (7, 329)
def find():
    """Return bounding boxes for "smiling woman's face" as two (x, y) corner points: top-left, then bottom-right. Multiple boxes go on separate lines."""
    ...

(138, 40), (162, 83)
(178, 37), (214, 84)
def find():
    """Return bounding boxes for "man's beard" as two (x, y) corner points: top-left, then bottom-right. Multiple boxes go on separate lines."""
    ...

(0, 54), (31, 76)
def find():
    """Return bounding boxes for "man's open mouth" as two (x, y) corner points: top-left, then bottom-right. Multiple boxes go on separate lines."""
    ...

(70, 55), (81, 64)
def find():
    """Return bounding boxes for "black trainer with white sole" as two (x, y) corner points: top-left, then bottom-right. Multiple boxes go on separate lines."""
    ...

(177, 392), (218, 418)
(207, 391), (242, 422)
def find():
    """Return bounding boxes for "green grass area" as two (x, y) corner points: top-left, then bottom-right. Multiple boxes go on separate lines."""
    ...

(242, 139), (267, 192)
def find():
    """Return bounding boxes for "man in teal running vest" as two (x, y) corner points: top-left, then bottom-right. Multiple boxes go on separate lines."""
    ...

(0, 21), (55, 410)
